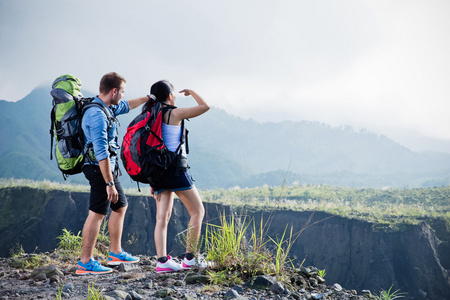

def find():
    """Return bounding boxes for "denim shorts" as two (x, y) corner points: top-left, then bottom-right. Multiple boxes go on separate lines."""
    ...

(82, 165), (128, 215)
(151, 167), (195, 195)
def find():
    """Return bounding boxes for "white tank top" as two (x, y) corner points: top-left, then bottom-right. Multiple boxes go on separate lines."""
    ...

(162, 123), (185, 154)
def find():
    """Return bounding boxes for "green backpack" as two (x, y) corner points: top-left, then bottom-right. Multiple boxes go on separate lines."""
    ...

(49, 74), (113, 179)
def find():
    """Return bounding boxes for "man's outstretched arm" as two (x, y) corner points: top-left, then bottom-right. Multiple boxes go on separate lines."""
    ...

(128, 96), (149, 110)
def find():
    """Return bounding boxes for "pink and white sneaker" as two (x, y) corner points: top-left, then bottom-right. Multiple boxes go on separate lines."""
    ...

(182, 255), (211, 270)
(156, 255), (182, 273)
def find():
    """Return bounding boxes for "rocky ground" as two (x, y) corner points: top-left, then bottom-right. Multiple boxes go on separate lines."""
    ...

(0, 251), (376, 300)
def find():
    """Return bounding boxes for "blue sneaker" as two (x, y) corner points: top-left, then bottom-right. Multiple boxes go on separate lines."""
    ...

(107, 250), (140, 266)
(76, 258), (112, 275)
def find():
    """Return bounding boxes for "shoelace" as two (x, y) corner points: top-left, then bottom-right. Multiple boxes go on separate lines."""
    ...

(121, 251), (131, 258)
(91, 260), (101, 267)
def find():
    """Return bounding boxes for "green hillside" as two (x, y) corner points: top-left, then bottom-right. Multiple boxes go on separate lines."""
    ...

(0, 86), (449, 189)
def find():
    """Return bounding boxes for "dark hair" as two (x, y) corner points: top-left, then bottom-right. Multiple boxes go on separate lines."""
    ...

(142, 80), (174, 113)
(99, 72), (126, 94)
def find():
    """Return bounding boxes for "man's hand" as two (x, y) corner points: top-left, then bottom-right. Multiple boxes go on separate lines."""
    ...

(150, 187), (155, 198)
(107, 185), (119, 204)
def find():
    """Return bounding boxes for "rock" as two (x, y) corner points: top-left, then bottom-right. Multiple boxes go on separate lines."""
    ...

(161, 277), (177, 287)
(233, 285), (244, 294)
(185, 274), (210, 284)
(224, 289), (245, 299)
(129, 290), (143, 300)
(121, 272), (146, 280)
(109, 289), (131, 299)
(291, 291), (302, 299)
(361, 290), (371, 296)
(311, 292), (324, 299)
(246, 275), (277, 290)
(144, 280), (153, 289)
(181, 294), (196, 300)
(291, 273), (308, 287)
(49, 274), (60, 284)
(19, 273), (31, 280)
(33, 272), (47, 281)
(309, 277), (318, 287)
(118, 263), (141, 272)
(174, 280), (184, 286)
(154, 288), (175, 298)
(270, 282), (285, 294)
(300, 267), (312, 275)
(31, 265), (64, 280)
(11, 258), (25, 268)
(62, 283), (74, 293)
(331, 283), (342, 292)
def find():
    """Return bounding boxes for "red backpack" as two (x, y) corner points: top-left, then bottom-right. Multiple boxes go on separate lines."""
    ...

(121, 102), (188, 185)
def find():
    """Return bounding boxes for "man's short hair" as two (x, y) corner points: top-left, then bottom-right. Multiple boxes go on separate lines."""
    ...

(99, 72), (126, 94)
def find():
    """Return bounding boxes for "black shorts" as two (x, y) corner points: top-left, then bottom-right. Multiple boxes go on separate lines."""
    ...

(82, 165), (128, 215)
(151, 167), (195, 195)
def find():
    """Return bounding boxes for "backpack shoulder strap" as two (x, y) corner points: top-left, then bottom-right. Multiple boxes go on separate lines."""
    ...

(82, 101), (115, 130)
(49, 106), (56, 160)
(161, 104), (177, 125)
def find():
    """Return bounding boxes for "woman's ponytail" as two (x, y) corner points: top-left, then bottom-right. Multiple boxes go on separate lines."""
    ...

(142, 80), (173, 113)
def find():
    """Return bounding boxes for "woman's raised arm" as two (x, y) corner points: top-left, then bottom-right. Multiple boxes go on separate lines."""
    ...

(170, 89), (210, 124)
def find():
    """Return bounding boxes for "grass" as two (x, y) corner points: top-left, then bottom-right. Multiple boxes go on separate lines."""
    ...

(375, 285), (405, 300)
(56, 219), (110, 259)
(317, 269), (326, 278)
(204, 213), (272, 279)
(86, 281), (104, 300)
(56, 281), (65, 300)
(2, 178), (448, 230)
(22, 254), (47, 269)
(57, 229), (82, 253)
(203, 210), (304, 284)
(9, 243), (25, 258)
(200, 185), (450, 230)
(269, 225), (295, 276)
(0, 178), (140, 196)
(9, 243), (48, 269)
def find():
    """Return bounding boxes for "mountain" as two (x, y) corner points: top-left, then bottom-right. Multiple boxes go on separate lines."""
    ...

(1, 86), (449, 189)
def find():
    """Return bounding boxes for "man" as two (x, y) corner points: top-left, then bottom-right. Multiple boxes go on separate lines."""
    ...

(76, 72), (149, 275)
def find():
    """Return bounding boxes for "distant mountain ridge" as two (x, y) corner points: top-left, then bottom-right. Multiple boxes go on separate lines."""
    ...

(0, 86), (449, 189)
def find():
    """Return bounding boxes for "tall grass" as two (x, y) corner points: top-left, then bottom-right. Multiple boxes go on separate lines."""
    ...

(269, 225), (294, 276)
(204, 211), (302, 282)
(205, 213), (251, 267)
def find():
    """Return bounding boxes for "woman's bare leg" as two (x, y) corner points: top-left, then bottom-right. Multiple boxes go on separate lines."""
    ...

(154, 190), (174, 258)
(175, 187), (205, 253)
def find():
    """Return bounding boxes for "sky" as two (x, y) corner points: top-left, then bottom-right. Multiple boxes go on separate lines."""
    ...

(1, 0), (449, 151)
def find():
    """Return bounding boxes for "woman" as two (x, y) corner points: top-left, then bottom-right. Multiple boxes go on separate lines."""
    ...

(143, 80), (210, 273)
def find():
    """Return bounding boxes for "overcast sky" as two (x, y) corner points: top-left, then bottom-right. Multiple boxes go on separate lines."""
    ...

(1, 0), (449, 147)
